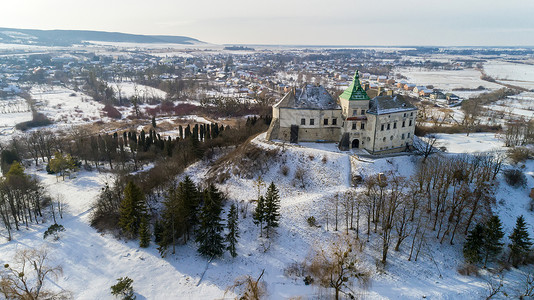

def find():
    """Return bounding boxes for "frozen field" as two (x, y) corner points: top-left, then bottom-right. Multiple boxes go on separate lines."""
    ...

(484, 60), (534, 90)
(29, 85), (105, 125)
(396, 67), (503, 91)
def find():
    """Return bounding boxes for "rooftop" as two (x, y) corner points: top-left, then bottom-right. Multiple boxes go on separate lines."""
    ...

(339, 70), (370, 101)
(275, 84), (339, 110)
(368, 95), (417, 115)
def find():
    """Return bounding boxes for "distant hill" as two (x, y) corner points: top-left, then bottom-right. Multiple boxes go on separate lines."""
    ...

(0, 27), (204, 46)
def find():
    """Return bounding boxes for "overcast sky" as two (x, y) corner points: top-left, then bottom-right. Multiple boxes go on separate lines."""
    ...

(1, 0), (533, 46)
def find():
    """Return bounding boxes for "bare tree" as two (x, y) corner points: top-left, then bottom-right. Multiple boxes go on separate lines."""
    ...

(305, 237), (369, 300)
(0, 248), (70, 300)
(413, 135), (440, 162)
(226, 270), (266, 300)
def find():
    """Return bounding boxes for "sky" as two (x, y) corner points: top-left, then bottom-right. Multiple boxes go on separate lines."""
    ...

(1, 0), (533, 46)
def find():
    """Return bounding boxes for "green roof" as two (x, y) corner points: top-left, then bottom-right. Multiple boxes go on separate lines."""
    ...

(339, 70), (370, 101)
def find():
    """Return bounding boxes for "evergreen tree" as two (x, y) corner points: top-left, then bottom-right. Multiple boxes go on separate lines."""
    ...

(118, 181), (145, 239)
(253, 195), (266, 237)
(180, 176), (200, 239)
(264, 182), (281, 238)
(509, 215), (533, 266)
(152, 116), (157, 128)
(482, 215), (504, 268)
(225, 203), (239, 258)
(463, 223), (485, 264)
(196, 185), (225, 258)
(139, 215), (150, 248)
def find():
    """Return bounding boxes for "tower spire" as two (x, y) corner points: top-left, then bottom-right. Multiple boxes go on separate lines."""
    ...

(339, 70), (370, 101)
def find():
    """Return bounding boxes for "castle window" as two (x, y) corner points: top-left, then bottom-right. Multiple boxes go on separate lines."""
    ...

(381, 124), (384, 131)
(324, 118), (329, 125)
(383, 137), (386, 142)
(387, 124), (390, 130)
(409, 119), (413, 126)
(410, 112), (413, 116)
(332, 118), (337, 125)
(402, 121), (405, 127)
(390, 136), (393, 140)
(361, 109), (365, 115)
(310, 119), (315, 125)
(393, 122), (397, 129)
(402, 133), (405, 139)
(301, 118), (306, 125)
(352, 110), (358, 116)
(403, 113), (407, 117)
(407, 133), (411, 138)
(352, 122), (357, 130)
(361, 123), (365, 130)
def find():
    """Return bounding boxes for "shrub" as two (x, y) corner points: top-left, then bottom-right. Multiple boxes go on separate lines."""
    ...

(111, 277), (135, 300)
(303, 275), (314, 285)
(280, 165), (289, 176)
(508, 147), (530, 164)
(503, 169), (527, 188)
(284, 262), (305, 279)
(458, 263), (479, 276)
(103, 104), (122, 119)
(307, 216), (317, 227)
(321, 155), (328, 164)
(43, 224), (65, 240)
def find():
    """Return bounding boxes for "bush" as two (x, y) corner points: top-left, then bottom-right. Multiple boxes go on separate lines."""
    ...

(504, 169), (527, 188)
(43, 224), (65, 240)
(284, 262), (305, 279)
(15, 113), (53, 131)
(307, 216), (317, 227)
(508, 147), (530, 164)
(280, 165), (289, 176)
(458, 263), (479, 276)
(103, 104), (122, 119)
(111, 277), (135, 300)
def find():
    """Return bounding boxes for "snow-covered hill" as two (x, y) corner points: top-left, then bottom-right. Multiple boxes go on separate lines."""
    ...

(1, 133), (534, 299)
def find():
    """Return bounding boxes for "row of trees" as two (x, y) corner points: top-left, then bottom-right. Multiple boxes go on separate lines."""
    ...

(0, 162), (46, 240)
(322, 152), (503, 265)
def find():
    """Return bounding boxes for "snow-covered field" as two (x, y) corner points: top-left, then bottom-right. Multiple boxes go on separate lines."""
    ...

(2, 132), (534, 299)
(110, 81), (167, 100)
(396, 67), (503, 92)
(484, 61), (534, 90)
(29, 85), (105, 125)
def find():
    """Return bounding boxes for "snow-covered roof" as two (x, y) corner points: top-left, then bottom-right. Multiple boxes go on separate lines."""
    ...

(367, 95), (417, 115)
(275, 84), (339, 110)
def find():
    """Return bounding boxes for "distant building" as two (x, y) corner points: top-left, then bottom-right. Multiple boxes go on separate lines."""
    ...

(266, 71), (417, 154)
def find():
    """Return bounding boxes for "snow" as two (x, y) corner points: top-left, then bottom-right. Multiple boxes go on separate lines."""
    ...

(2, 131), (534, 299)
(435, 132), (505, 153)
(484, 61), (534, 90)
(29, 85), (105, 125)
(110, 81), (167, 100)
(397, 67), (503, 91)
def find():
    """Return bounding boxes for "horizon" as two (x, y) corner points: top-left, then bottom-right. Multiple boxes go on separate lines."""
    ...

(1, 0), (532, 46)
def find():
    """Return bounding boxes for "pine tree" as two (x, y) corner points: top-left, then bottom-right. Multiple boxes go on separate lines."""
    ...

(253, 195), (266, 237)
(152, 116), (157, 128)
(482, 215), (504, 268)
(264, 182), (281, 238)
(118, 181), (145, 239)
(509, 215), (533, 266)
(139, 215), (150, 248)
(463, 223), (485, 264)
(196, 185), (225, 258)
(180, 176), (200, 240)
(226, 203), (239, 258)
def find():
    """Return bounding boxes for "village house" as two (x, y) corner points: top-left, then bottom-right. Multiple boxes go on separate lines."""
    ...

(266, 71), (418, 154)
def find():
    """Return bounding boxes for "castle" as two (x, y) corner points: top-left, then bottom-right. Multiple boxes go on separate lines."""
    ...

(266, 71), (417, 154)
